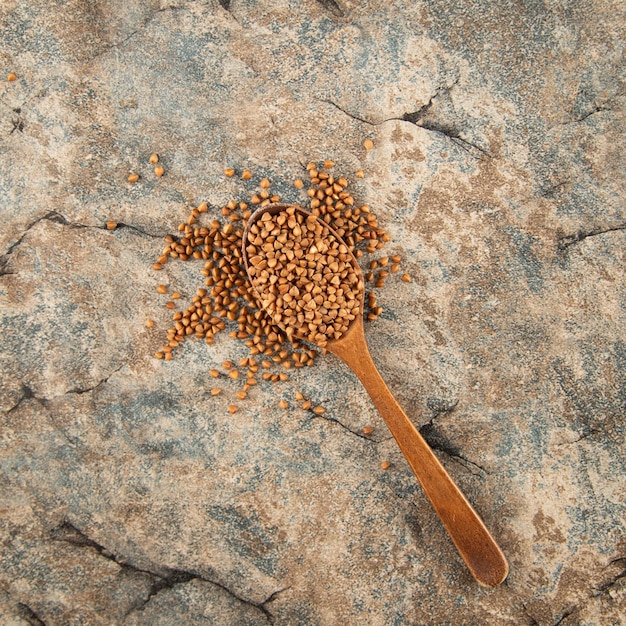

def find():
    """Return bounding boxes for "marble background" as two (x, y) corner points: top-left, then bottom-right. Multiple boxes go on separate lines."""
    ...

(1, 0), (624, 624)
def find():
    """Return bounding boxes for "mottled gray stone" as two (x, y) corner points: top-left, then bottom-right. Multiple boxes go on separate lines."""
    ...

(1, 0), (624, 624)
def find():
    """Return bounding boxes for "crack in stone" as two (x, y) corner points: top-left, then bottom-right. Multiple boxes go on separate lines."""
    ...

(419, 424), (488, 474)
(307, 413), (381, 442)
(16, 602), (47, 626)
(595, 557), (626, 594)
(64, 364), (125, 396)
(6, 365), (123, 414)
(562, 104), (612, 125)
(557, 223), (626, 249)
(0, 211), (84, 275)
(554, 427), (602, 446)
(321, 95), (491, 158)
(2, 210), (68, 256)
(321, 99), (378, 126)
(51, 520), (282, 624)
(400, 99), (435, 126)
(415, 120), (492, 158)
(418, 401), (489, 475)
(540, 179), (570, 199)
(306, 397), (487, 474)
(314, 0), (345, 17)
(84, 5), (187, 63)
(549, 557), (626, 625)
(6, 384), (45, 414)
(110, 222), (167, 239)
(0, 211), (167, 275)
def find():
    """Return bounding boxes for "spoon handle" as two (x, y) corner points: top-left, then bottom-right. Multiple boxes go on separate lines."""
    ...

(332, 335), (509, 587)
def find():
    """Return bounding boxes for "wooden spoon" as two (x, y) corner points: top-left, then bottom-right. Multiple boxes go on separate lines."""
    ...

(242, 203), (509, 587)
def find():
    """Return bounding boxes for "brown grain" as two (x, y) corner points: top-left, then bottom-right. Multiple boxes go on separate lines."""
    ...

(245, 206), (363, 348)
(150, 160), (399, 409)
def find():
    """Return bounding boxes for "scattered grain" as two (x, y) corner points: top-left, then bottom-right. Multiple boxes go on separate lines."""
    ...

(279, 399), (288, 409)
(145, 319), (154, 328)
(301, 400), (312, 410)
(156, 284), (167, 294)
(127, 173), (139, 183)
(401, 273), (411, 283)
(154, 165), (165, 177)
(7, 72), (17, 82)
(313, 405), (325, 415)
(149, 153), (159, 164)
(363, 139), (374, 150)
(380, 461), (391, 470)
(228, 405), (238, 414)
(151, 160), (400, 410)
(362, 426), (374, 435)
(224, 167), (235, 177)
(211, 388), (221, 396)
(106, 221), (117, 230)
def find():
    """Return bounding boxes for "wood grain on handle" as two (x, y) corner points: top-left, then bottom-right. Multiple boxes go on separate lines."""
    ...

(329, 324), (509, 587)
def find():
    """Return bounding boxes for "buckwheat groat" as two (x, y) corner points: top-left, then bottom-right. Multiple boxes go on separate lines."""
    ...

(245, 205), (363, 348)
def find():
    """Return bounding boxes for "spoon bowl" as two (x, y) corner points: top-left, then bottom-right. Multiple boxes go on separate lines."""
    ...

(242, 203), (509, 587)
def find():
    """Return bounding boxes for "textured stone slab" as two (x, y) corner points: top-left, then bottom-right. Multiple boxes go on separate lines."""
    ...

(1, 0), (624, 624)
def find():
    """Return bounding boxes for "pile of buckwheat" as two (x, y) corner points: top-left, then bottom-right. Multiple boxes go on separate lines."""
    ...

(147, 159), (410, 407)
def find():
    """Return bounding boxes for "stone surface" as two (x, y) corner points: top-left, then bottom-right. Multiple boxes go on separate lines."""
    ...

(1, 0), (625, 624)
